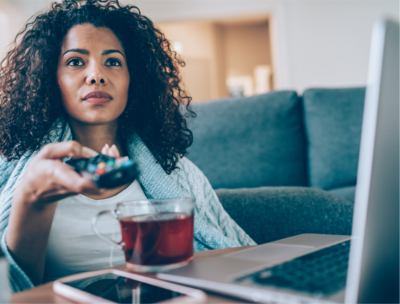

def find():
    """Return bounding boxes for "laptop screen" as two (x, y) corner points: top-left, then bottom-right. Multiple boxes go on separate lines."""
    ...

(345, 18), (399, 304)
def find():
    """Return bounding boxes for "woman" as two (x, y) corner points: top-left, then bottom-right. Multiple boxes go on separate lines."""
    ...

(0, 0), (255, 292)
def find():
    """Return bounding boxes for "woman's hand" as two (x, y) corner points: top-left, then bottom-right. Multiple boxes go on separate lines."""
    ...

(6, 140), (116, 285)
(14, 141), (102, 207)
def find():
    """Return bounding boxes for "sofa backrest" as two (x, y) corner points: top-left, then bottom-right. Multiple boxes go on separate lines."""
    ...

(187, 91), (308, 189)
(302, 88), (366, 190)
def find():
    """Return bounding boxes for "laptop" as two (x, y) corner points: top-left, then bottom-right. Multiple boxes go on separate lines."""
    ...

(157, 18), (399, 304)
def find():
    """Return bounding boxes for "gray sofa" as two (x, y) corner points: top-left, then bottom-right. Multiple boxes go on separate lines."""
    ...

(186, 88), (365, 245)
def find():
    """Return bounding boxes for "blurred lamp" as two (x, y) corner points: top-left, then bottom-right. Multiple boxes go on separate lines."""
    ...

(173, 41), (183, 55)
(254, 65), (271, 94)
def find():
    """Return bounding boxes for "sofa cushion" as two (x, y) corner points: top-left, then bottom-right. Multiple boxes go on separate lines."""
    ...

(328, 185), (356, 203)
(302, 88), (365, 190)
(187, 91), (308, 189)
(216, 187), (353, 245)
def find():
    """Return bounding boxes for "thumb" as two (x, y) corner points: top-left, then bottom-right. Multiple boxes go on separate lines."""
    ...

(40, 141), (98, 160)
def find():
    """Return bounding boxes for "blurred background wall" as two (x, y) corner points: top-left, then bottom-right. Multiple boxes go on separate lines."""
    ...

(1, 0), (398, 102)
(0, 1), (25, 61)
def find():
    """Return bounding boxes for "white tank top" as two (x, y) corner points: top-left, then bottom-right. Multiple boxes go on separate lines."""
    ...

(43, 180), (147, 283)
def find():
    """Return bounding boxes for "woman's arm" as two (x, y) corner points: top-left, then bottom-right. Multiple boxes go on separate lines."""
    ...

(5, 141), (100, 285)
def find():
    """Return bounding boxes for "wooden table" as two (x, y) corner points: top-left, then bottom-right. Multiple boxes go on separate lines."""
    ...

(11, 247), (249, 303)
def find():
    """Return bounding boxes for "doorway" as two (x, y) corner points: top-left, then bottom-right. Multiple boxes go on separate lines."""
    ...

(157, 15), (274, 103)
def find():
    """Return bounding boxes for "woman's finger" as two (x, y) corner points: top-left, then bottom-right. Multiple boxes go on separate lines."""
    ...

(36, 185), (78, 203)
(101, 144), (109, 155)
(110, 145), (120, 157)
(39, 141), (98, 160)
(49, 162), (101, 194)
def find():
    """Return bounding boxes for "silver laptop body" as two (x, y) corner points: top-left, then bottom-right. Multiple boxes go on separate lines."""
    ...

(158, 18), (399, 304)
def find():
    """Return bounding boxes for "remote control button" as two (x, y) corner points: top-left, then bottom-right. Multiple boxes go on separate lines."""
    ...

(97, 162), (106, 169)
(115, 158), (125, 167)
(123, 160), (134, 167)
(95, 168), (106, 175)
(106, 160), (115, 166)
(88, 164), (97, 173)
(113, 172), (123, 179)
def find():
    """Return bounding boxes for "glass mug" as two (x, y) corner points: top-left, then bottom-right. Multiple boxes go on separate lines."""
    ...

(92, 198), (195, 272)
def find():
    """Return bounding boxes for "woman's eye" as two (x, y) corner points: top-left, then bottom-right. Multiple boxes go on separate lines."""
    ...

(106, 59), (122, 67)
(67, 59), (84, 66)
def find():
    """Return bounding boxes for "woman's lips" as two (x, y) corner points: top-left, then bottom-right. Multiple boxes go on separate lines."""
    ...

(83, 91), (112, 105)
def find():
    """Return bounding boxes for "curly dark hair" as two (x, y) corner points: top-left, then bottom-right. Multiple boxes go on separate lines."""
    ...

(0, 0), (195, 174)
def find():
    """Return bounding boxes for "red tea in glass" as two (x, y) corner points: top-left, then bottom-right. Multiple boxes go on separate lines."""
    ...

(93, 198), (195, 272)
(119, 213), (194, 266)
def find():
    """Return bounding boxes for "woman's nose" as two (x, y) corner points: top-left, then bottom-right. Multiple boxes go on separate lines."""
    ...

(86, 62), (106, 85)
(89, 77), (105, 84)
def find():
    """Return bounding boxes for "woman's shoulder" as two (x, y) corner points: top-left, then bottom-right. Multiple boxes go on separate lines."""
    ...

(170, 156), (213, 197)
(0, 156), (18, 193)
(175, 156), (206, 180)
(0, 150), (37, 200)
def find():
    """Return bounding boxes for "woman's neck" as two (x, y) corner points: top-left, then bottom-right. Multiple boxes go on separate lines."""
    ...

(68, 118), (125, 156)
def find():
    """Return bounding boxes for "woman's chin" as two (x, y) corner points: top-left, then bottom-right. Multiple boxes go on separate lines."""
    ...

(70, 115), (119, 126)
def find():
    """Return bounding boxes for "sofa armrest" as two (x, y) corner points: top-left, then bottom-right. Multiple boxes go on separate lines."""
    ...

(216, 187), (353, 245)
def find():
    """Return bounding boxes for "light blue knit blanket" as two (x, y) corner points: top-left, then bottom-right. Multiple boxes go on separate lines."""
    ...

(0, 119), (256, 292)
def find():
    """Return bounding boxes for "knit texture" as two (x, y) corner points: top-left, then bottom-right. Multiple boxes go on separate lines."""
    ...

(0, 119), (256, 292)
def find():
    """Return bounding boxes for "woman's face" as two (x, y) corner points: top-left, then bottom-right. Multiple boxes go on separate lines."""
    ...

(57, 23), (130, 125)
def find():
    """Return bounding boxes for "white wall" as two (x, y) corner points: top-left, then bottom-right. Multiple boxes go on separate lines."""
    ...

(5, 0), (400, 93)
(131, 0), (399, 92)
(160, 21), (220, 101)
(273, 0), (399, 92)
(6, 0), (58, 20)
(0, 1), (26, 61)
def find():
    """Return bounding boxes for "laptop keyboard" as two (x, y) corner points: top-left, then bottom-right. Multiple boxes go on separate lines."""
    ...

(236, 240), (351, 296)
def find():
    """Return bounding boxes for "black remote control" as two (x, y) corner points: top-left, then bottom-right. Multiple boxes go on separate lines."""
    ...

(65, 154), (140, 189)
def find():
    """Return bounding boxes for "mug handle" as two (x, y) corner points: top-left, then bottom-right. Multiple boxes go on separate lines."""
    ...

(91, 210), (123, 250)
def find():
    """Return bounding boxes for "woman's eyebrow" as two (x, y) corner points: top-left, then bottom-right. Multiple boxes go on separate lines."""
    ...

(102, 49), (125, 58)
(62, 48), (89, 57)
(62, 49), (124, 58)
